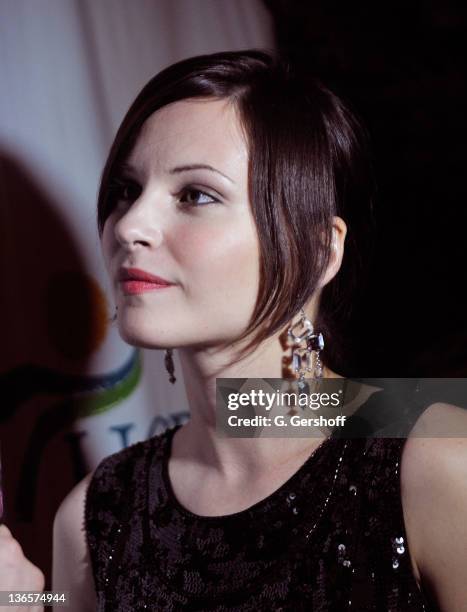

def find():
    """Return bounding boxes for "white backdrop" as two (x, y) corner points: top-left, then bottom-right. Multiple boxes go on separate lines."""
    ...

(0, 0), (274, 579)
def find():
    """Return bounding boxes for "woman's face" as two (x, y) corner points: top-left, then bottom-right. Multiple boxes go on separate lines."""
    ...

(101, 98), (260, 350)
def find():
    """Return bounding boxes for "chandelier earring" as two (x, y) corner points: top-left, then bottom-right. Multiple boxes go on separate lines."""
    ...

(110, 305), (118, 323)
(280, 307), (324, 398)
(164, 348), (176, 384)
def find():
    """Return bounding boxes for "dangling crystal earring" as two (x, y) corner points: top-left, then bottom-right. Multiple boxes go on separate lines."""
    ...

(287, 308), (324, 396)
(110, 305), (118, 323)
(164, 348), (176, 384)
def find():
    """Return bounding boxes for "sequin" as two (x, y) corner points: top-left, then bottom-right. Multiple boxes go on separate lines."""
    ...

(85, 418), (434, 610)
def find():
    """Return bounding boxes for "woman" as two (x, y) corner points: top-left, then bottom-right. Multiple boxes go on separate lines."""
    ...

(53, 49), (467, 611)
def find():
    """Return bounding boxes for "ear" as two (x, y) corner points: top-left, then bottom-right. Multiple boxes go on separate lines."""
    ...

(318, 216), (347, 288)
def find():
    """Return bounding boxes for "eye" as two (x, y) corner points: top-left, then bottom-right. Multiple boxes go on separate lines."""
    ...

(108, 177), (141, 206)
(179, 187), (220, 207)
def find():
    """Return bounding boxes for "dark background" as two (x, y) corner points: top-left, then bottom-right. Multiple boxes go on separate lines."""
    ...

(265, 1), (467, 376)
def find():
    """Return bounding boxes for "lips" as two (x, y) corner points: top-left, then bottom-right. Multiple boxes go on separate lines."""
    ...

(118, 267), (174, 285)
(118, 267), (175, 295)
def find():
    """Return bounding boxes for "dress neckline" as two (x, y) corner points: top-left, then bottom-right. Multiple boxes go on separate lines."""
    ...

(160, 423), (339, 522)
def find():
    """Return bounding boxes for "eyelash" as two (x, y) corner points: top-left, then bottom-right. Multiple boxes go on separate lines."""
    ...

(109, 179), (140, 204)
(179, 187), (220, 207)
(108, 178), (220, 209)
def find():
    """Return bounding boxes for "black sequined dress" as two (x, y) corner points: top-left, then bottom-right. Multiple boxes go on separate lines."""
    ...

(85, 391), (435, 611)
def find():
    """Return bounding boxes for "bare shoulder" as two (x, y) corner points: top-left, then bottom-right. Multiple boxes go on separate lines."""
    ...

(52, 472), (97, 612)
(401, 402), (467, 611)
(54, 472), (93, 527)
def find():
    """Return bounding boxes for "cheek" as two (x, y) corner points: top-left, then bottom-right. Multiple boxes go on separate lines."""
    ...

(172, 222), (260, 302)
(101, 221), (110, 265)
(100, 222), (113, 271)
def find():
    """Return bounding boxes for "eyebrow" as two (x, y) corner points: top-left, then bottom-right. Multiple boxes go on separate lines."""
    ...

(169, 164), (235, 184)
(119, 162), (235, 184)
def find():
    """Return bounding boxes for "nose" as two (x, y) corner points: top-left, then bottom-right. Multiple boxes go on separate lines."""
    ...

(113, 191), (164, 251)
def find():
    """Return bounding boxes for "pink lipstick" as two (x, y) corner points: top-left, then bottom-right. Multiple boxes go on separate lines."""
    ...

(118, 267), (175, 295)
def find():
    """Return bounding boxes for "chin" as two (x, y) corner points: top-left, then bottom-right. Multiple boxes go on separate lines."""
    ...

(117, 322), (167, 350)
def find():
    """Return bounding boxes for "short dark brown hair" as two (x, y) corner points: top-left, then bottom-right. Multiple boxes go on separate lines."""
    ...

(97, 49), (374, 372)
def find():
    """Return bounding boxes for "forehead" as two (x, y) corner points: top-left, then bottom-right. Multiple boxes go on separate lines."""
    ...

(127, 98), (248, 177)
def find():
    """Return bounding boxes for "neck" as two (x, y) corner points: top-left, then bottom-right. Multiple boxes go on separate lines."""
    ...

(175, 336), (336, 480)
